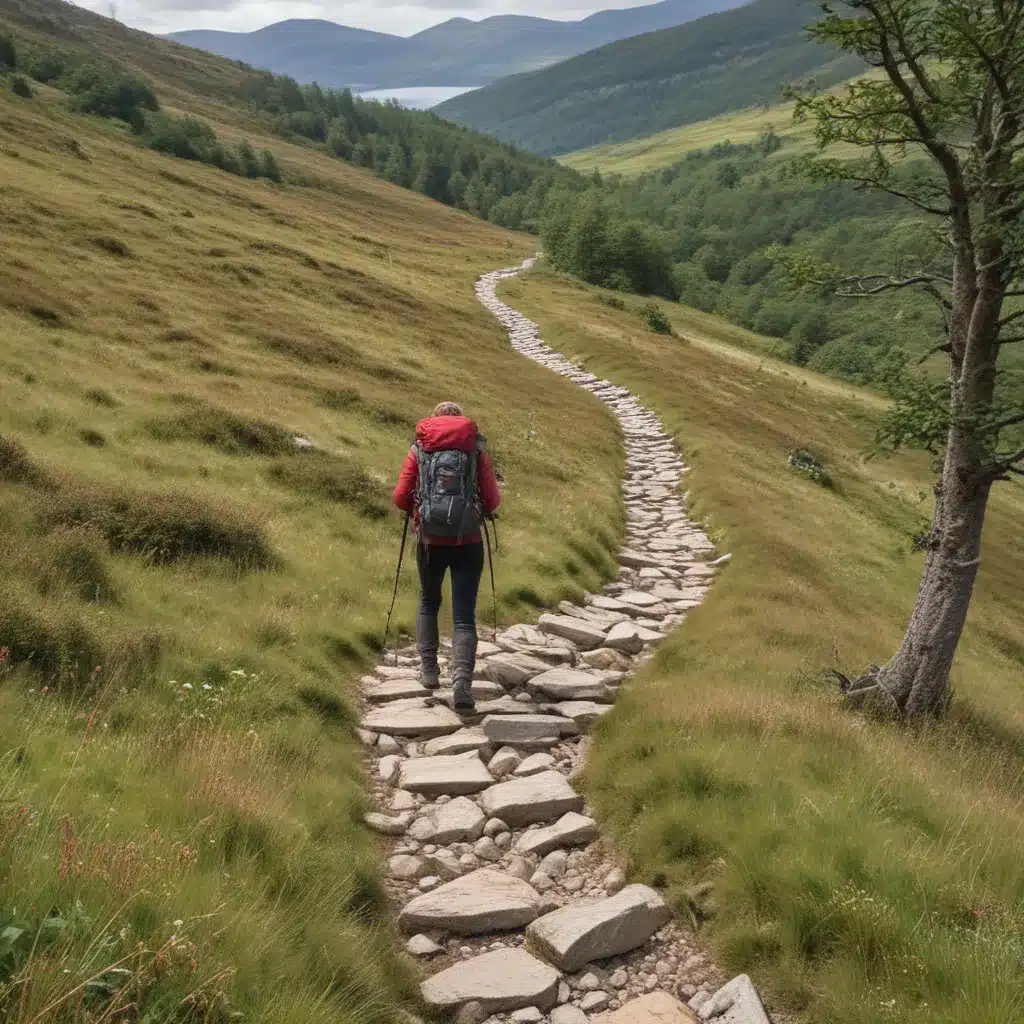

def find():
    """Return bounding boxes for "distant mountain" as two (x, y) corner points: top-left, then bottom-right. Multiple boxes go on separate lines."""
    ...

(166, 0), (746, 91)
(435, 0), (864, 156)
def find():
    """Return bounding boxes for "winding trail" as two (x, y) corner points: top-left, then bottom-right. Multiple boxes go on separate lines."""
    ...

(359, 260), (770, 1024)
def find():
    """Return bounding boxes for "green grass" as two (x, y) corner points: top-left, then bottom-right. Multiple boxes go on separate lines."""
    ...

(0, 77), (625, 1021)
(505, 267), (1024, 1024)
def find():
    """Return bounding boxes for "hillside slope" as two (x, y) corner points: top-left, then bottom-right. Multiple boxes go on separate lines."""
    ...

(0, 9), (627, 1021)
(435, 0), (863, 156)
(167, 0), (745, 91)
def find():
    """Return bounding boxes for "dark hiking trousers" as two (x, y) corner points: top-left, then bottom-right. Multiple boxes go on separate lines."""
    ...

(416, 541), (484, 633)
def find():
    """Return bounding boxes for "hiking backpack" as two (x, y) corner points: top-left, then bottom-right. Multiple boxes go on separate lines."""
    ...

(414, 436), (482, 538)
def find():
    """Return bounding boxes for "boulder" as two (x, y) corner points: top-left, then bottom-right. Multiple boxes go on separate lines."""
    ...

(480, 771), (584, 828)
(408, 796), (486, 844)
(594, 992), (698, 1022)
(525, 884), (671, 971)
(697, 976), (771, 1024)
(421, 948), (560, 1014)
(537, 614), (607, 651)
(423, 727), (492, 758)
(361, 701), (462, 738)
(399, 752), (494, 797)
(485, 652), (552, 687)
(514, 812), (599, 857)
(482, 714), (578, 746)
(526, 668), (611, 702)
(399, 869), (541, 936)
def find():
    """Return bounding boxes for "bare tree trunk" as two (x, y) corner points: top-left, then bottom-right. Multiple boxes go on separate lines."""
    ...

(877, 431), (993, 717)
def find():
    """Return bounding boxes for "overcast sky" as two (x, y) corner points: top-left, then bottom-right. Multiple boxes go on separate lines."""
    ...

(74, 0), (656, 36)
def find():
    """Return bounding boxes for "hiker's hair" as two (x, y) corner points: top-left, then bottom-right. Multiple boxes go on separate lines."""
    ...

(433, 402), (464, 417)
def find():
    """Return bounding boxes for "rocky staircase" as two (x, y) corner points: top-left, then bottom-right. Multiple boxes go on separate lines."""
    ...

(358, 259), (770, 1024)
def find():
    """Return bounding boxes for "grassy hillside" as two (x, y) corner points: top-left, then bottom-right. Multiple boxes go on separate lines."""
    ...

(435, 0), (863, 156)
(507, 267), (1024, 1024)
(0, 34), (628, 1024)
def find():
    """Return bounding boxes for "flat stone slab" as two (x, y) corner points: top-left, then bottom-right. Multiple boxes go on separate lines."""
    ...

(589, 594), (629, 612)
(537, 614), (607, 650)
(482, 714), (579, 745)
(399, 869), (541, 935)
(423, 727), (492, 757)
(526, 884), (671, 971)
(617, 590), (662, 608)
(618, 550), (666, 569)
(421, 948), (560, 1014)
(514, 752), (556, 777)
(409, 796), (487, 844)
(514, 811), (599, 857)
(605, 621), (665, 654)
(374, 665), (422, 679)
(485, 652), (552, 687)
(698, 975), (771, 1024)
(595, 992), (698, 1023)
(545, 701), (613, 727)
(361, 701), (462, 738)
(399, 752), (494, 796)
(526, 668), (611, 702)
(362, 678), (431, 703)
(480, 771), (584, 828)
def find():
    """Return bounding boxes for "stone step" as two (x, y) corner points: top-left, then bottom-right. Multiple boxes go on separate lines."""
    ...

(479, 770), (584, 828)
(537, 614), (609, 650)
(362, 678), (431, 703)
(407, 796), (486, 844)
(525, 884), (672, 971)
(421, 948), (560, 1016)
(525, 668), (613, 702)
(482, 714), (579, 746)
(514, 811), (600, 857)
(398, 868), (541, 935)
(361, 701), (463, 738)
(422, 727), (492, 758)
(398, 752), (494, 797)
(485, 651), (561, 687)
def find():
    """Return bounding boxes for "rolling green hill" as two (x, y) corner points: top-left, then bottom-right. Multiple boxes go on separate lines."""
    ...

(434, 0), (864, 156)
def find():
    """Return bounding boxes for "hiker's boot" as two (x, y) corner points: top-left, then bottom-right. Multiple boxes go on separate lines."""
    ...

(417, 610), (440, 691)
(451, 626), (477, 713)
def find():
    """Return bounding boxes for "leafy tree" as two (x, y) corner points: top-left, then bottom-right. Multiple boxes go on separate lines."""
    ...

(260, 149), (282, 183)
(793, 0), (1024, 719)
(11, 75), (32, 99)
(237, 141), (260, 179)
(67, 64), (158, 127)
(0, 32), (16, 71)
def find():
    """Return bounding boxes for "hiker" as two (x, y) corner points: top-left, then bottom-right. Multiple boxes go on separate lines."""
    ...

(393, 401), (501, 713)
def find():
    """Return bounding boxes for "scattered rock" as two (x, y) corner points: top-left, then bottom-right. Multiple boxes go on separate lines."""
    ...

(361, 702), (462, 738)
(399, 752), (494, 797)
(526, 668), (612, 702)
(537, 614), (608, 650)
(595, 992), (699, 1022)
(489, 747), (522, 778)
(389, 854), (425, 880)
(515, 752), (556, 777)
(514, 812), (600, 857)
(406, 934), (443, 957)
(581, 991), (611, 1013)
(551, 1005), (588, 1024)
(423, 727), (492, 757)
(698, 976), (770, 1024)
(410, 797), (487, 844)
(485, 652), (553, 687)
(363, 812), (413, 836)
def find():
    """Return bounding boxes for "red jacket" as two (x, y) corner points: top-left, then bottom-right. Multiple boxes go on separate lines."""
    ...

(393, 416), (502, 546)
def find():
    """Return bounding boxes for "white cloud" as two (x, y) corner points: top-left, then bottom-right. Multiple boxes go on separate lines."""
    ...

(77, 0), (655, 35)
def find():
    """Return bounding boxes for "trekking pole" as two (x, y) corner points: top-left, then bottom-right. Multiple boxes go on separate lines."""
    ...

(483, 517), (499, 643)
(384, 514), (411, 667)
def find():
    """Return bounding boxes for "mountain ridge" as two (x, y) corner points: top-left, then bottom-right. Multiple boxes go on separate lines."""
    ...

(435, 0), (863, 154)
(166, 0), (746, 90)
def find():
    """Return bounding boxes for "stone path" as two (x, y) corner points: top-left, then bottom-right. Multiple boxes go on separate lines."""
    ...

(358, 258), (771, 1024)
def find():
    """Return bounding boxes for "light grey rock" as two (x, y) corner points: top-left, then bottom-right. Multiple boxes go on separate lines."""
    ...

(410, 796), (486, 844)
(511, 1008), (544, 1023)
(375, 665), (422, 680)
(473, 836), (502, 862)
(514, 812), (600, 857)
(580, 647), (631, 671)
(698, 976), (770, 1024)
(485, 652), (552, 687)
(362, 701), (462, 738)
(391, 790), (417, 812)
(455, 1002), (487, 1024)
(423, 727), (492, 758)
(484, 817), (509, 838)
(363, 811), (413, 836)
(514, 752), (556, 777)
(482, 714), (578, 746)
(604, 868), (627, 893)
(399, 869), (541, 935)
(604, 621), (664, 655)
(418, 876), (441, 891)
(581, 991), (611, 1013)
(547, 700), (614, 727)
(421, 948), (560, 1014)
(530, 870), (554, 891)
(389, 854), (425, 880)
(480, 771), (584, 828)
(399, 752), (494, 797)
(618, 550), (666, 569)
(376, 734), (402, 755)
(526, 668), (611, 702)
(488, 747), (522, 778)
(423, 849), (463, 880)
(356, 728), (377, 746)
(363, 678), (431, 703)
(525, 885), (672, 972)
(378, 755), (403, 783)
(550, 1006), (588, 1024)
(538, 850), (568, 879)
(406, 933), (443, 957)
(537, 614), (607, 650)
(600, 992), (700, 1022)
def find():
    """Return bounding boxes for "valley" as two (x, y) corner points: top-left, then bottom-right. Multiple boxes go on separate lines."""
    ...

(1, 1), (1023, 1023)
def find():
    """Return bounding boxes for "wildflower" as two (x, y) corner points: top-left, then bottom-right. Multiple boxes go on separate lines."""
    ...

(202, 684), (213, 691)
(173, 919), (183, 928)
(182, 683), (193, 690)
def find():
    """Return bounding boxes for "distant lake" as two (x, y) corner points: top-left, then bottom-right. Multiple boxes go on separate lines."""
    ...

(355, 86), (480, 110)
